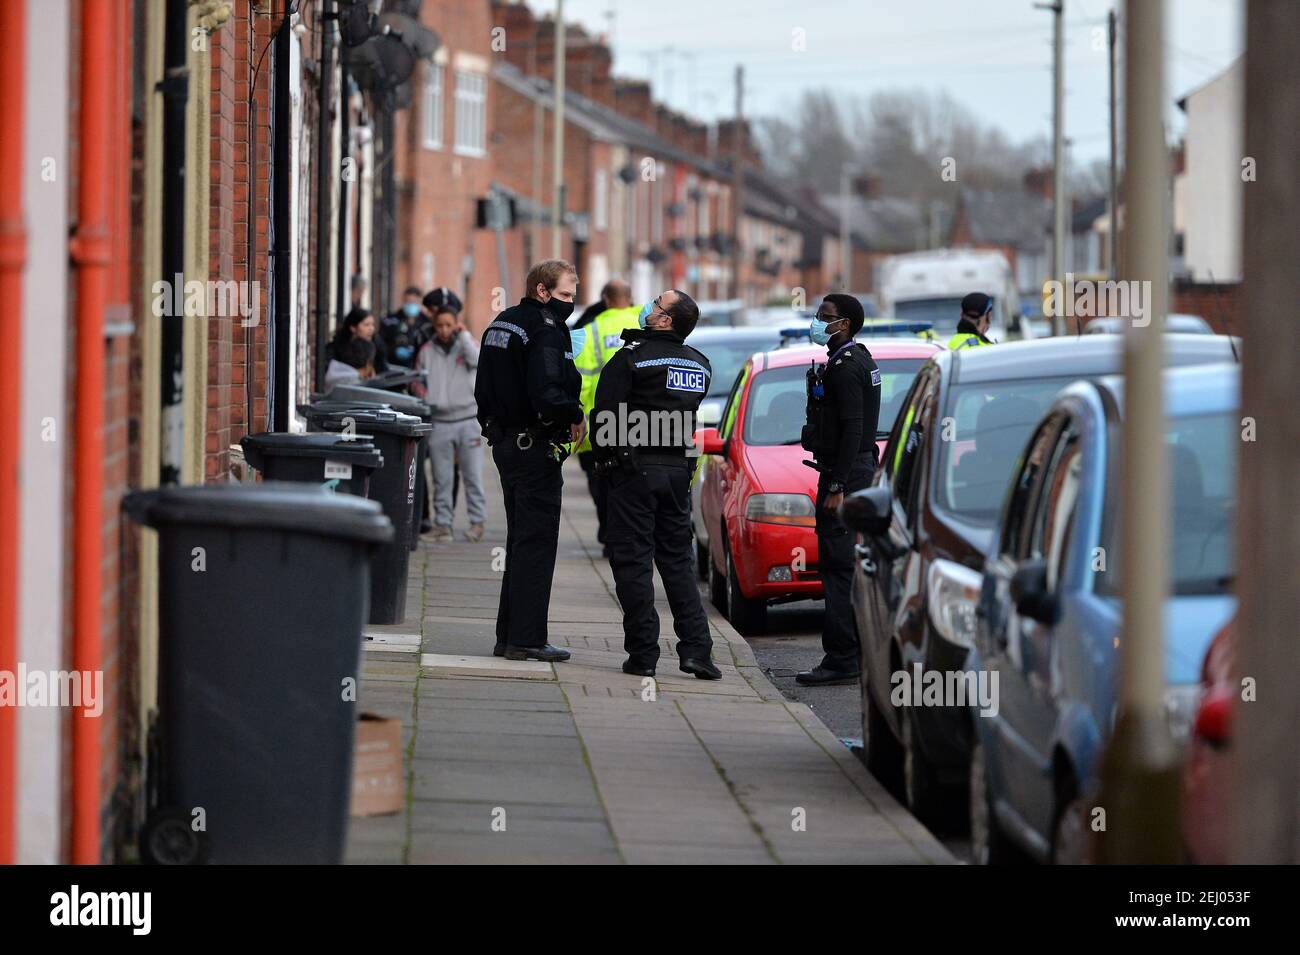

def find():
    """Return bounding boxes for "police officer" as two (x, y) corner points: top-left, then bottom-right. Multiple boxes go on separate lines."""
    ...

(947, 291), (996, 350)
(574, 280), (639, 553)
(475, 260), (585, 663)
(592, 290), (721, 680)
(796, 294), (881, 686)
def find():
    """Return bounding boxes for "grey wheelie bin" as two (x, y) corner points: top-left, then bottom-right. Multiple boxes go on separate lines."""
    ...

(122, 483), (394, 864)
(240, 432), (385, 497)
(299, 406), (430, 623)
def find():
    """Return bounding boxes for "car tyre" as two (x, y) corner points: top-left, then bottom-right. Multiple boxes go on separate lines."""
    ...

(969, 736), (1016, 865)
(695, 534), (709, 582)
(1050, 781), (1087, 865)
(861, 675), (903, 793)
(708, 540), (728, 615)
(901, 706), (949, 830)
(726, 546), (766, 636)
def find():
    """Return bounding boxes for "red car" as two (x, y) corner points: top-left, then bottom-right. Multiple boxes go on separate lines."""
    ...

(1181, 614), (1236, 864)
(695, 340), (940, 634)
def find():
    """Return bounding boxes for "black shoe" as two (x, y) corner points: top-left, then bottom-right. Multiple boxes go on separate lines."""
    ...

(622, 660), (656, 677)
(680, 657), (722, 680)
(504, 644), (572, 663)
(794, 665), (860, 686)
(492, 643), (505, 658)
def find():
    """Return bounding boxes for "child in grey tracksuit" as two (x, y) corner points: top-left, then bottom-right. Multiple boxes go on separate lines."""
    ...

(416, 317), (486, 541)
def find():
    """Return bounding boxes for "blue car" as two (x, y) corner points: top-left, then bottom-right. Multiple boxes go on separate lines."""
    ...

(968, 363), (1239, 864)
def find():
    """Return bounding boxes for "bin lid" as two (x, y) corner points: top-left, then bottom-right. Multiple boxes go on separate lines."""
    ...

(240, 432), (385, 471)
(123, 482), (395, 543)
(326, 384), (431, 419)
(302, 406), (431, 438)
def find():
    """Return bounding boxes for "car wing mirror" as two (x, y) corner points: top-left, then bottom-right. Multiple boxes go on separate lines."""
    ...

(841, 486), (892, 538)
(695, 426), (724, 456)
(1010, 559), (1059, 625)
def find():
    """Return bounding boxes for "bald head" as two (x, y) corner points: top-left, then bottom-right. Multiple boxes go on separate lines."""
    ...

(603, 279), (632, 309)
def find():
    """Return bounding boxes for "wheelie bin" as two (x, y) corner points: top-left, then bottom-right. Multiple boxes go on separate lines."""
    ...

(299, 406), (430, 623)
(122, 482), (394, 864)
(324, 384), (436, 552)
(240, 432), (384, 497)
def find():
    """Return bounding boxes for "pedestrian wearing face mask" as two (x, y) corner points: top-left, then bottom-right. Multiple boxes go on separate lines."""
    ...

(796, 293), (881, 686)
(379, 286), (433, 368)
(475, 260), (585, 663)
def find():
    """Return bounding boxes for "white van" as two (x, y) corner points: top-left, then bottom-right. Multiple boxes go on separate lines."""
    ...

(877, 249), (1029, 343)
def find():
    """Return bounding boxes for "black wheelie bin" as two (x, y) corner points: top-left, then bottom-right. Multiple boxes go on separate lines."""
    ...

(240, 432), (385, 497)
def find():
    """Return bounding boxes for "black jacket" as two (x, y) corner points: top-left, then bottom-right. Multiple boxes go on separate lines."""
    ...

(474, 296), (583, 436)
(592, 328), (712, 465)
(814, 341), (881, 484)
(379, 310), (432, 368)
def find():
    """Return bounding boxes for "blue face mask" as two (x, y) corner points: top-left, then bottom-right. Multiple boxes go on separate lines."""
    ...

(568, 326), (587, 358)
(402, 302), (421, 319)
(637, 300), (654, 329)
(809, 317), (844, 346)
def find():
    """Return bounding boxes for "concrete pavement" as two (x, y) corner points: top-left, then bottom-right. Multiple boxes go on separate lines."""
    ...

(345, 454), (953, 865)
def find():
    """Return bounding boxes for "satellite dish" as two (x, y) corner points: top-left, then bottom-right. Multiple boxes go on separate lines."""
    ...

(337, 0), (375, 48)
(377, 12), (439, 59)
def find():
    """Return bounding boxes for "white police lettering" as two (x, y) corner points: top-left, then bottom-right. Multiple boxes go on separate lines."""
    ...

(484, 329), (511, 349)
(666, 367), (706, 393)
(604, 334), (622, 349)
(871, 368), (882, 386)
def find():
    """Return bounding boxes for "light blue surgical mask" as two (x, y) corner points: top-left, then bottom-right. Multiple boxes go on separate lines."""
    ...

(402, 302), (421, 319)
(568, 326), (587, 358)
(637, 300), (654, 329)
(809, 317), (844, 345)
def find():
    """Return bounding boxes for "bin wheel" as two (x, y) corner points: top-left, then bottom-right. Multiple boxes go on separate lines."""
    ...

(140, 807), (209, 865)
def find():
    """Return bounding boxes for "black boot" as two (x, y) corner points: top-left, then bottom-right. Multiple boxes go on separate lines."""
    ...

(504, 644), (572, 663)
(680, 657), (722, 680)
(795, 664), (859, 686)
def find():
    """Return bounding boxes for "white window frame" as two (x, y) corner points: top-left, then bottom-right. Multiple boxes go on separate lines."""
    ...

(594, 167), (608, 232)
(422, 64), (444, 150)
(453, 69), (487, 158)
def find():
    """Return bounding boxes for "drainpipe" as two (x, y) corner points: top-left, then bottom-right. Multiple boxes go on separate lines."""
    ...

(69, 0), (116, 864)
(0, 0), (27, 867)
(314, 0), (335, 392)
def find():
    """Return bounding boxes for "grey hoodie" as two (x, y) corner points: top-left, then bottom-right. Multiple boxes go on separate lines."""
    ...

(417, 330), (480, 422)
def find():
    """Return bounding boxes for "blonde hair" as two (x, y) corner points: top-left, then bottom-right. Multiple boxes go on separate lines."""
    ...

(524, 259), (578, 297)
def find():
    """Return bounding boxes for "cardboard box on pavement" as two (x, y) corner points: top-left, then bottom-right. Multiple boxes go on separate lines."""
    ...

(351, 713), (404, 817)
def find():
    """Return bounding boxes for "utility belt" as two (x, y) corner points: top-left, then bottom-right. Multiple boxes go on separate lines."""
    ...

(482, 417), (571, 464)
(593, 448), (692, 475)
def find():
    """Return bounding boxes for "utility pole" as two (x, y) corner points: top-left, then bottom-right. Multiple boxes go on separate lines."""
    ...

(1036, 0), (1066, 335)
(839, 164), (851, 291)
(551, 1), (566, 259)
(1108, 7), (1119, 280)
(731, 64), (744, 302)
(1095, 0), (1177, 865)
(1233, 0), (1300, 864)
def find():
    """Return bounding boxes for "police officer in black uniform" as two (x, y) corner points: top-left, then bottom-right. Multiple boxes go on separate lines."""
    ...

(592, 290), (722, 680)
(796, 294), (881, 686)
(475, 260), (585, 663)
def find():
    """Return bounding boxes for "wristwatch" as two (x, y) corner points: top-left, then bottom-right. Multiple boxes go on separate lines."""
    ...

(826, 481), (845, 495)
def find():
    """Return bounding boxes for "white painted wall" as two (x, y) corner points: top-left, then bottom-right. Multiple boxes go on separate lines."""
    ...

(1180, 58), (1245, 282)
(18, 0), (70, 864)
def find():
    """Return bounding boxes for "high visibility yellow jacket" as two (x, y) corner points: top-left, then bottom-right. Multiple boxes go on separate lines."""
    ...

(575, 305), (642, 453)
(947, 331), (992, 351)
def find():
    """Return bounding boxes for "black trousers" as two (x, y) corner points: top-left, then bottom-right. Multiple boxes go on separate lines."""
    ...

(606, 462), (712, 667)
(815, 458), (875, 672)
(576, 450), (608, 545)
(493, 440), (564, 649)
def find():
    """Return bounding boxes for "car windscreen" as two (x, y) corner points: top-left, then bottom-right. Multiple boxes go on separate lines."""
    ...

(936, 377), (1074, 525)
(742, 358), (927, 447)
(1096, 411), (1237, 596)
(694, 334), (782, 397)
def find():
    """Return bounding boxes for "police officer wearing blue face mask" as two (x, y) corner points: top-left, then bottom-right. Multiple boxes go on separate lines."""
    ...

(379, 286), (434, 369)
(798, 293), (881, 686)
(592, 289), (721, 680)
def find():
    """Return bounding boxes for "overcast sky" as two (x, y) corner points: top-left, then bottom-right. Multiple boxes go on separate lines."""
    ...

(531, 0), (1246, 163)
